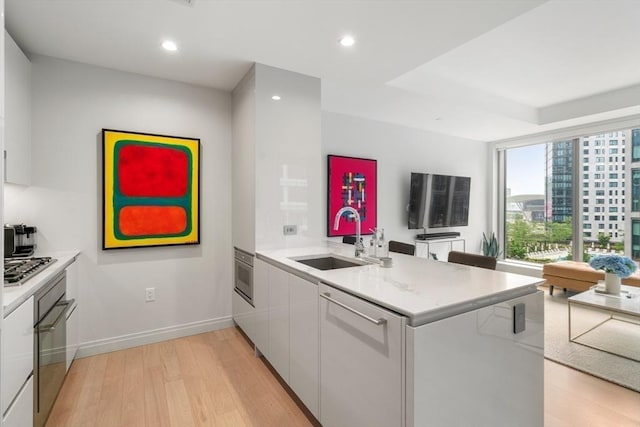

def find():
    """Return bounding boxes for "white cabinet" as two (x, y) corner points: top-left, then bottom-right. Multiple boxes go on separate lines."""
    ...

(232, 288), (255, 343)
(406, 291), (544, 427)
(2, 376), (33, 427)
(289, 274), (318, 418)
(319, 283), (405, 427)
(267, 265), (290, 381)
(4, 31), (31, 186)
(2, 295), (34, 416)
(253, 259), (319, 418)
(252, 258), (269, 355)
(65, 257), (79, 371)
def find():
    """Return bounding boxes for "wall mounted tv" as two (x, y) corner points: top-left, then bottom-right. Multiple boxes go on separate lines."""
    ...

(408, 173), (471, 229)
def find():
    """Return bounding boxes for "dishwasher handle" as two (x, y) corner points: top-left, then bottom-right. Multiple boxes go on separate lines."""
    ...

(39, 299), (75, 332)
(320, 292), (387, 326)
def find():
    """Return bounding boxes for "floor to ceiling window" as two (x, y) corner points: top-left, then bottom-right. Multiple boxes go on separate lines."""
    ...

(501, 126), (640, 264)
(504, 141), (574, 264)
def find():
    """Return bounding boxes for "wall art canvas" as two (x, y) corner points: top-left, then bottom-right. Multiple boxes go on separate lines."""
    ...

(327, 155), (377, 237)
(102, 129), (200, 249)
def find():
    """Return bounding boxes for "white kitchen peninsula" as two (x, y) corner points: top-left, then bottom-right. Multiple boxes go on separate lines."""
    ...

(243, 242), (544, 427)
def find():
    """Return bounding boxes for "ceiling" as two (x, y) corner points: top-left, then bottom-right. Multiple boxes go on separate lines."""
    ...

(7, 0), (640, 142)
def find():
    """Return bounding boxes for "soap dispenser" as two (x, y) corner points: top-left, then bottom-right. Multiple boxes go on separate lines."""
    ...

(378, 228), (388, 258)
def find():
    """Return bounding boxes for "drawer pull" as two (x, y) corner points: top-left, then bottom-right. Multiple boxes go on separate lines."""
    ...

(321, 292), (387, 326)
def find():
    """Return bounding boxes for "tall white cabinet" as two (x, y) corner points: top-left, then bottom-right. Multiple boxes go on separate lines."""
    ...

(231, 64), (322, 254)
(3, 30), (31, 186)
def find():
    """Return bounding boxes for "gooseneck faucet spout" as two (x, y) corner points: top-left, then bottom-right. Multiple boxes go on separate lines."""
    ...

(334, 206), (365, 258)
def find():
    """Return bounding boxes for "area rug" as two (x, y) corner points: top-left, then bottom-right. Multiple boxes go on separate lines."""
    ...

(544, 289), (640, 392)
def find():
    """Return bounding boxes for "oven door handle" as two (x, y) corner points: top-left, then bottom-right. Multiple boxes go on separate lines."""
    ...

(39, 299), (75, 332)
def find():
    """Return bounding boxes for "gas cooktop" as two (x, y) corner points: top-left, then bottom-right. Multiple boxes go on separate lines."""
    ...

(4, 257), (57, 287)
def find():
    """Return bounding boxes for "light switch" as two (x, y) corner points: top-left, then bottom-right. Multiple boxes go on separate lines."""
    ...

(283, 225), (297, 235)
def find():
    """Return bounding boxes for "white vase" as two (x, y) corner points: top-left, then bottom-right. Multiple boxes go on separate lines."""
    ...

(604, 272), (621, 295)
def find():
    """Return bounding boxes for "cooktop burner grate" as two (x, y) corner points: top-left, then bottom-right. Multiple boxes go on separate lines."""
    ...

(4, 257), (57, 286)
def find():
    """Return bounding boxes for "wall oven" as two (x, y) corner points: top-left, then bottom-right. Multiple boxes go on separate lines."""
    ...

(234, 247), (254, 305)
(33, 271), (74, 427)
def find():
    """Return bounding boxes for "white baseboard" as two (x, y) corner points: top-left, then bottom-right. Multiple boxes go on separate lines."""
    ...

(76, 315), (235, 358)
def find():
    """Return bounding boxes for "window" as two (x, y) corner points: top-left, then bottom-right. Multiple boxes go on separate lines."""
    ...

(633, 129), (640, 162)
(504, 141), (573, 264)
(633, 220), (640, 260)
(633, 168), (640, 212)
(500, 128), (639, 264)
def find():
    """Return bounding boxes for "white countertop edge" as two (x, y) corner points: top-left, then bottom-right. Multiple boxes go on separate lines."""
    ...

(256, 244), (544, 327)
(3, 250), (81, 317)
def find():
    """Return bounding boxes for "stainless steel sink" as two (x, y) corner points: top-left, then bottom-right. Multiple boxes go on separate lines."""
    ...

(290, 255), (365, 270)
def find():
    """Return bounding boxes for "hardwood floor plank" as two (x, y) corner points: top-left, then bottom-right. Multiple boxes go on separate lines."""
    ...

(164, 377), (197, 427)
(95, 351), (126, 427)
(47, 327), (640, 427)
(121, 347), (145, 427)
(142, 343), (172, 427)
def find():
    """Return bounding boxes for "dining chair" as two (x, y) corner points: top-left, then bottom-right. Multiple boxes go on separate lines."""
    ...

(447, 251), (497, 270)
(388, 240), (416, 256)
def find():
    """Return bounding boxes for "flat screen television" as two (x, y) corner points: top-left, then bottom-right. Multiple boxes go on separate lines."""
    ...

(408, 172), (471, 229)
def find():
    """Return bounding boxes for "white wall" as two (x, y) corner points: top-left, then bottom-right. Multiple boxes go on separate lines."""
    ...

(322, 112), (491, 254)
(4, 55), (233, 355)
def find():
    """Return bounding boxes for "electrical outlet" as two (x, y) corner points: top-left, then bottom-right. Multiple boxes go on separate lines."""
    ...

(145, 287), (156, 302)
(283, 225), (297, 235)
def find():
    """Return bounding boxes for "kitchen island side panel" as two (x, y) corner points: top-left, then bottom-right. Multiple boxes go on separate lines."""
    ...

(406, 291), (544, 427)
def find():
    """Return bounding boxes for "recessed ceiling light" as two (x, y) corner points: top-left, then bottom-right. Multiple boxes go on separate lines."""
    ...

(162, 40), (178, 51)
(339, 35), (355, 47)
(271, 95), (281, 101)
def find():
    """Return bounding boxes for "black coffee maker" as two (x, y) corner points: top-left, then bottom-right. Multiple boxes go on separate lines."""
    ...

(4, 224), (37, 258)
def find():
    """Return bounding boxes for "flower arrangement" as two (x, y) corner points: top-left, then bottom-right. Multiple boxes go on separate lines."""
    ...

(588, 254), (638, 278)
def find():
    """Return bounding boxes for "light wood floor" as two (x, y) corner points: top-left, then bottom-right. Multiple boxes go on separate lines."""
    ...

(47, 327), (640, 427)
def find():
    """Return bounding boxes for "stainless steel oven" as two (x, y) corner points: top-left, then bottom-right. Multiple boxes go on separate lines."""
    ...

(33, 271), (74, 427)
(234, 247), (254, 305)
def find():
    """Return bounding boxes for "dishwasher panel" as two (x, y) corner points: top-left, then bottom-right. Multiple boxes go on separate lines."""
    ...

(319, 283), (405, 427)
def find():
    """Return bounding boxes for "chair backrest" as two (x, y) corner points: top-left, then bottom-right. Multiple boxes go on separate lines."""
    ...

(447, 251), (497, 270)
(342, 235), (357, 245)
(388, 240), (415, 256)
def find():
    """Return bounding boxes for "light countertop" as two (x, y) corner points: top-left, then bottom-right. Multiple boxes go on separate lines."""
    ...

(257, 242), (544, 326)
(3, 250), (80, 317)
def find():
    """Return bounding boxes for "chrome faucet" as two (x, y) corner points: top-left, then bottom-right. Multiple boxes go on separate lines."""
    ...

(334, 206), (365, 258)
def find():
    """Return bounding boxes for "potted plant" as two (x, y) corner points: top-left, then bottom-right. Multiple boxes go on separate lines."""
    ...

(482, 232), (501, 258)
(588, 254), (637, 295)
